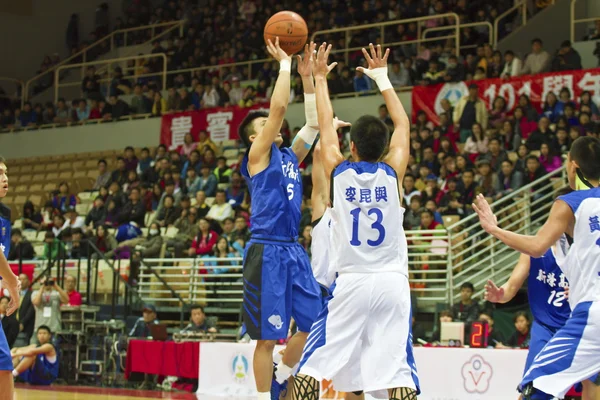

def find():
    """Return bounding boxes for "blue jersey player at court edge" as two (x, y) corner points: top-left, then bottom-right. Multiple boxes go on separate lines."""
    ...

(0, 156), (21, 400)
(237, 39), (322, 400)
(474, 136), (600, 400)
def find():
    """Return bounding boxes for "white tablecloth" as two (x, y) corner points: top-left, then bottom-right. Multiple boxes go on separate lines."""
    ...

(197, 343), (529, 400)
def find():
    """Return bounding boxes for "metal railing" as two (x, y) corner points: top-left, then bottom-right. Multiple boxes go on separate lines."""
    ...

(494, 0), (528, 46)
(570, 0), (600, 42)
(446, 166), (567, 305)
(311, 13), (461, 64)
(423, 21), (494, 50)
(54, 53), (167, 104)
(0, 77), (24, 109)
(24, 20), (184, 102)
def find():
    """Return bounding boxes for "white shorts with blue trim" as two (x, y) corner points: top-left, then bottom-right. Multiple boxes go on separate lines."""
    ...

(521, 301), (600, 399)
(298, 272), (420, 393)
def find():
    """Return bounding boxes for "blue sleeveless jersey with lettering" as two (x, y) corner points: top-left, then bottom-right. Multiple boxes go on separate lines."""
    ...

(242, 144), (303, 239)
(528, 247), (571, 330)
(0, 203), (11, 258)
(20, 345), (59, 385)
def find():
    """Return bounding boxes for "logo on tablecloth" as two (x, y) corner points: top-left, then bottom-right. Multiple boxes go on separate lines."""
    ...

(232, 353), (249, 383)
(462, 354), (493, 393)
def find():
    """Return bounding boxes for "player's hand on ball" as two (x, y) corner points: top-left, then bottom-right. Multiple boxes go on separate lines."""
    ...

(266, 37), (291, 63)
(312, 42), (338, 78)
(333, 117), (351, 131)
(484, 280), (504, 303)
(297, 42), (316, 77)
(472, 193), (498, 234)
(356, 43), (390, 77)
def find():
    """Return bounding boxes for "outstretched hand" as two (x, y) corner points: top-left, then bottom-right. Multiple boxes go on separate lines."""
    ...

(484, 280), (504, 303)
(266, 37), (291, 63)
(472, 194), (498, 234)
(333, 117), (351, 131)
(312, 42), (338, 78)
(356, 43), (390, 78)
(297, 42), (317, 78)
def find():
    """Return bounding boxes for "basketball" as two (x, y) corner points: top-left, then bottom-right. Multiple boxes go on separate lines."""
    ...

(264, 11), (308, 55)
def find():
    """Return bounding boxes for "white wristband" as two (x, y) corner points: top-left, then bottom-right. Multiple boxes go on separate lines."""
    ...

(365, 67), (393, 92)
(375, 76), (393, 92)
(303, 93), (318, 127)
(279, 59), (291, 73)
(296, 125), (319, 147)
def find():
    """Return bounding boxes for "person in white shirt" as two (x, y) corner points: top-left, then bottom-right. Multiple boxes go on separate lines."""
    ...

(501, 50), (523, 78)
(520, 38), (551, 75)
(206, 190), (234, 223)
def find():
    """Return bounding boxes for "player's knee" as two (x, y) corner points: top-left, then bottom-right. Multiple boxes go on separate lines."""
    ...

(256, 339), (277, 352)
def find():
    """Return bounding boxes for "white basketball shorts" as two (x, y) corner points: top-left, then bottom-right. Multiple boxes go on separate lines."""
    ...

(297, 272), (420, 393)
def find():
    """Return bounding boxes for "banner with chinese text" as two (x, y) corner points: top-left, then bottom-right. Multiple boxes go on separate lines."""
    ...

(411, 68), (600, 125)
(160, 104), (270, 149)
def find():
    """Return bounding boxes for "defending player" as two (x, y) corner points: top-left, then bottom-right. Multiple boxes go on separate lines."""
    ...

(294, 43), (419, 400)
(473, 136), (600, 399)
(0, 156), (20, 400)
(238, 39), (322, 400)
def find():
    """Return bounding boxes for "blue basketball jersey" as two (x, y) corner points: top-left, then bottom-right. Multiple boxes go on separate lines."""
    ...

(0, 203), (11, 258)
(528, 248), (571, 329)
(242, 144), (303, 239)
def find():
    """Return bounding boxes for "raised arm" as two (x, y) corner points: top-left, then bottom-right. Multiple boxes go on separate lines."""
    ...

(485, 253), (530, 304)
(357, 44), (410, 179)
(313, 43), (344, 178)
(247, 37), (292, 175)
(473, 194), (571, 257)
(311, 140), (329, 223)
(292, 42), (320, 163)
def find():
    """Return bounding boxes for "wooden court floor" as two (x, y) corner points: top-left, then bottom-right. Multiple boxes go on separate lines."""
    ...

(14, 384), (199, 400)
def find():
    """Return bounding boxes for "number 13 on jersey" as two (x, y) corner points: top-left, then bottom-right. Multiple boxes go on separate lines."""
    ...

(349, 207), (386, 247)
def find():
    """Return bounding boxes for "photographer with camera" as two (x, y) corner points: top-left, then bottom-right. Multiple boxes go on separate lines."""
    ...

(30, 277), (68, 344)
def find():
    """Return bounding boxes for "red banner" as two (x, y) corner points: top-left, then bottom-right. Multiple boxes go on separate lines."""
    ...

(160, 104), (270, 148)
(411, 68), (600, 125)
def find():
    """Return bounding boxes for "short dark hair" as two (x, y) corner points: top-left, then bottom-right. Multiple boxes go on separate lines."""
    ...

(98, 159), (107, 166)
(125, 146), (134, 152)
(71, 227), (83, 236)
(11, 228), (22, 237)
(215, 189), (226, 196)
(460, 282), (474, 291)
(223, 217), (234, 224)
(489, 137), (501, 145)
(349, 115), (389, 162)
(526, 154), (540, 163)
(502, 159), (514, 166)
(164, 194), (174, 202)
(513, 311), (531, 323)
(190, 304), (205, 313)
(37, 325), (52, 335)
(164, 180), (175, 187)
(420, 209), (434, 217)
(462, 169), (475, 177)
(570, 136), (600, 181)
(504, 50), (514, 57)
(116, 156), (124, 162)
(238, 111), (269, 147)
(141, 147), (150, 153)
(532, 38), (542, 45)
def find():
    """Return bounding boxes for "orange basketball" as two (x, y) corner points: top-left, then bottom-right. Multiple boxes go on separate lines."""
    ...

(264, 11), (308, 56)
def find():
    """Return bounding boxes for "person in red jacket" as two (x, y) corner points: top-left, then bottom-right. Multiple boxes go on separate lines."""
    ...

(188, 218), (218, 258)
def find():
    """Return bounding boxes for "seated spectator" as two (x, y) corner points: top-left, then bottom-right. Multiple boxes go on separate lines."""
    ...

(499, 121), (521, 152)
(205, 236), (237, 273)
(520, 38), (550, 75)
(75, 99), (90, 122)
(404, 196), (422, 230)
(500, 50), (522, 78)
(464, 123), (488, 162)
(64, 209), (85, 231)
(198, 165), (217, 197)
(226, 172), (245, 208)
(93, 159), (111, 190)
(188, 218), (218, 258)
(553, 128), (570, 155)
(0, 296), (19, 347)
(154, 195), (180, 227)
(430, 310), (453, 343)
(202, 148), (218, 171)
(11, 325), (59, 385)
(132, 223), (164, 260)
(31, 277), (68, 340)
(89, 100), (102, 120)
(0, 109), (15, 129)
(63, 275), (82, 306)
(181, 305), (217, 333)
(152, 92), (168, 116)
(402, 175), (421, 204)
(488, 97), (508, 130)
(213, 157), (232, 184)
(178, 133), (198, 159)
(185, 168), (202, 198)
(526, 117), (553, 151)
(69, 228), (88, 259)
(104, 200), (119, 228)
(538, 143), (562, 173)
(451, 282), (480, 332)
(19, 102), (37, 127)
(42, 232), (65, 260)
(580, 91), (600, 119)
(555, 87), (574, 117)
(552, 40), (582, 72)
(523, 155), (548, 200)
(123, 146), (138, 171)
(8, 229), (35, 261)
(422, 60), (445, 85)
(443, 55), (465, 82)
(52, 182), (78, 213)
(206, 190), (234, 223)
(518, 95), (539, 122)
(353, 68), (372, 93)
(230, 216), (250, 245)
(168, 208), (199, 258)
(497, 160), (524, 200)
(475, 159), (501, 198)
(128, 305), (159, 338)
(499, 311), (531, 349)
(513, 107), (537, 140)
(137, 148), (153, 176)
(119, 187), (146, 227)
(453, 84), (488, 143)
(478, 312), (506, 348)
(53, 98), (70, 124)
(130, 84), (152, 115)
(92, 225), (117, 255)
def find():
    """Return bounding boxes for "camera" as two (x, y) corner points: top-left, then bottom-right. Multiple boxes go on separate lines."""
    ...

(45, 279), (54, 286)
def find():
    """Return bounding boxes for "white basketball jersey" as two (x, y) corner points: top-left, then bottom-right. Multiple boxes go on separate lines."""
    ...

(310, 208), (336, 289)
(557, 188), (600, 306)
(329, 161), (408, 276)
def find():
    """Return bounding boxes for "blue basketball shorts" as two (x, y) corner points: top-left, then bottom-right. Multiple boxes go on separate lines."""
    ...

(242, 239), (321, 340)
(0, 326), (12, 371)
